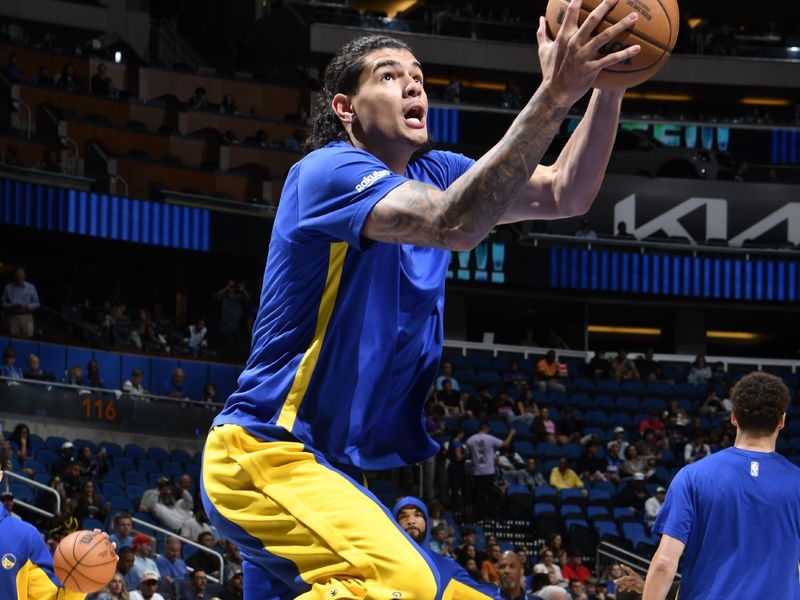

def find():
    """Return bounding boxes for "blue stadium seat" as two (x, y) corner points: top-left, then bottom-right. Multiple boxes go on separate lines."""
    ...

(478, 370), (501, 385)
(582, 427), (606, 441)
(103, 482), (125, 498)
(454, 368), (477, 384)
(82, 517), (104, 531)
(621, 381), (647, 395)
(162, 462), (184, 478)
(572, 378), (595, 392)
(564, 518), (589, 531)
(515, 441), (535, 458)
(9, 484), (34, 503)
(460, 419), (479, 435)
(560, 488), (585, 505)
(561, 444), (582, 460)
(585, 411), (608, 426)
(147, 447), (170, 463)
(571, 393), (592, 408)
(114, 457), (135, 472)
(647, 381), (673, 397)
(594, 520), (619, 538)
(45, 436), (68, 452)
(587, 506), (610, 521)
(674, 382), (704, 399)
(593, 394), (614, 409)
(489, 421), (508, 436)
(507, 483), (529, 496)
(103, 470), (124, 485)
(24, 460), (46, 475)
(642, 397), (667, 412)
(510, 422), (531, 437)
(74, 439), (99, 454)
(137, 459), (159, 474)
(170, 449), (192, 465)
(127, 485), (147, 504)
(34, 473), (51, 486)
(596, 380), (620, 393)
(613, 507), (637, 522)
(533, 503), (557, 516)
(616, 396), (640, 412)
(533, 486), (558, 503)
(148, 472), (167, 487)
(100, 442), (124, 459)
(28, 434), (45, 452)
(443, 353), (469, 369)
(588, 490), (612, 505)
(608, 412), (633, 427)
(124, 444), (147, 460)
(536, 443), (560, 458)
(186, 464), (201, 481)
(124, 471), (148, 486)
(37, 449), (59, 468)
(560, 504), (583, 518)
(470, 356), (493, 371)
(493, 356), (512, 371)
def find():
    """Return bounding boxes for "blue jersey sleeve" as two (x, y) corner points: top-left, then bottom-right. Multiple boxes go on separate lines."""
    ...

(296, 144), (408, 250)
(652, 467), (694, 544)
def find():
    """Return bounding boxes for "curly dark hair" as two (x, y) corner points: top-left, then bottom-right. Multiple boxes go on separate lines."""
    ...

(303, 34), (414, 153)
(731, 371), (789, 435)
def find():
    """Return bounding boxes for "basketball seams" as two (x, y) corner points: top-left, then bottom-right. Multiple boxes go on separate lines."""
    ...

(55, 532), (117, 593)
(554, 0), (674, 51)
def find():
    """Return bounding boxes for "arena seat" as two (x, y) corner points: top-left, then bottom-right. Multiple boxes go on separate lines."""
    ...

(124, 444), (147, 460)
(45, 436), (68, 452)
(147, 447), (170, 463)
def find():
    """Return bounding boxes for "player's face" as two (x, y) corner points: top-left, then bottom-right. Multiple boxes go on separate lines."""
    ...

(397, 507), (426, 543)
(349, 48), (428, 157)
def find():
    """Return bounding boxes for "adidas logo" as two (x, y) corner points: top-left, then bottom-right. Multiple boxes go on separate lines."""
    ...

(355, 169), (390, 192)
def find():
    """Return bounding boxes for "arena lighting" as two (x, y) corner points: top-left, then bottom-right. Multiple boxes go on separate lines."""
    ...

(740, 97), (792, 106)
(587, 325), (662, 335)
(624, 92), (693, 102)
(705, 330), (760, 340)
(426, 76), (506, 91)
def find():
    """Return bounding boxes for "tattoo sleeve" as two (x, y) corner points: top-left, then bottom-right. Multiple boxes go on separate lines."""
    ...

(364, 88), (569, 250)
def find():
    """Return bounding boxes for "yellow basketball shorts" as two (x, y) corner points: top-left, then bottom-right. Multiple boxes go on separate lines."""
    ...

(201, 424), (442, 600)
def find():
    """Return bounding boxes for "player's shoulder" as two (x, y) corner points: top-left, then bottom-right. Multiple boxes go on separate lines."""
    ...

(409, 149), (474, 182)
(297, 141), (380, 171)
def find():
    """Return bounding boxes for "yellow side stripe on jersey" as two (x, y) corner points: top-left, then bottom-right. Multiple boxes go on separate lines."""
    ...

(276, 241), (348, 431)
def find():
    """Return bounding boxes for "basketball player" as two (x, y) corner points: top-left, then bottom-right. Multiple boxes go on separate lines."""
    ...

(201, 0), (641, 597)
(643, 371), (800, 599)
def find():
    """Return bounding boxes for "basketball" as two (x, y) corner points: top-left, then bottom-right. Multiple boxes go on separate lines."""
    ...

(53, 530), (118, 593)
(545, 0), (679, 89)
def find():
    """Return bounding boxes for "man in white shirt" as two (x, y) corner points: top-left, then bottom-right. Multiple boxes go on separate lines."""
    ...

(644, 486), (666, 527)
(128, 570), (165, 600)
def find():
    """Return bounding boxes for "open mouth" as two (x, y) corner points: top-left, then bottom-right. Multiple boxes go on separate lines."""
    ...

(404, 106), (425, 128)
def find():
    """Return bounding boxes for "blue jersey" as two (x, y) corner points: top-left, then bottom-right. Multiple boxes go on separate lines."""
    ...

(213, 141), (474, 470)
(653, 447), (800, 600)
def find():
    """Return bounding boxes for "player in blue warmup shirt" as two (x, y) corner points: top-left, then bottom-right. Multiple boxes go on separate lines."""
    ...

(644, 371), (800, 600)
(201, 1), (642, 598)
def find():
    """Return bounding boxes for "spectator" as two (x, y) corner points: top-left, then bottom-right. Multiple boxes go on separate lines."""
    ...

(30, 65), (54, 87)
(185, 318), (209, 357)
(85, 359), (105, 388)
(123, 368), (147, 397)
(435, 378), (462, 416)
(74, 479), (108, 522)
(644, 485), (666, 527)
(612, 350), (639, 382)
(131, 535), (160, 580)
(621, 445), (651, 480)
(216, 568), (243, 600)
(219, 93), (238, 114)
(503, 360), (529, 388)
(607, 426), (630, 457)
(574, 219), (597, 239)
(139, 476), (193, 530)
(536, 350), (566, 393)
(700, 388), (731, 418)
(435, 362), (460, 391)
(222, 540), (243, 583)
(567, 579), (586, 600)
(533, 549), (564, 586)
(187, 87), (208, 110)
(615, 221), (635, 239)
(1, 348), (23, 379)
(561, 549), (591, 584)
(465, 421), (516, 517)
(51, 441), (76, 477)
(636, 348), (661, 382)
(2, 267), (40, 338)
(179, 505), (218, 544)
(616, 472), (648, 511)
(185, 533), (221, 578)
(446, 428), (467, 506)
(538, 533), (567, 566)
(687, 355), (712, 387)
(518, 457), (547, 489)
(163, 368), (188, 399)
(496, 551), (534, 599)
(638, 409), (666, 437)
(130, 309), (153, 350)
(156, 537), (189, 583)
(533, 407), (561, 444)
(142, 324), (168, 353)
(498, 445), (526, 482)
(55, 62), (79, 91)
(558, 406), (584, 441)
(9, 423), (35, 463)
(117, 546), (139, 592)
(549, 457), (584, 491)
(76, 445), (109, 480)
(97, 572), (129, 600)
(536, 585), (569, 599)
(214, 280), (250, 346)
(684, 434), (711, 464)
(60, 461), (83, 499)
(109, 512), (135, 548)
(587, 351), (613, 380)
(201, 382), (217, 405)
(3, 52), (23, 80)
(480, 543), (502, 585)
(104, 305), (132, 348)
(429, 523), (449, 555)
(24, 353), (55, 381)
(128, 570), (164, 600)
(91, 62), (112, 96)
(577, 442), (607, 482)
(63, 364), (84, 386)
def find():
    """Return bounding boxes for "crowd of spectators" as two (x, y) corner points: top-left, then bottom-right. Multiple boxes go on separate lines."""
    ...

(2, 421), (243, 599)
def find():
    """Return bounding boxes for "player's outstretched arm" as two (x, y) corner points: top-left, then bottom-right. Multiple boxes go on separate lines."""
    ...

(363, 0), (640, 251)
(642, 534), (684, 600)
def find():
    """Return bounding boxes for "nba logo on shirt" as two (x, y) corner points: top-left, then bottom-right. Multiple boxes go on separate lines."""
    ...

(750, 461), (759, 477)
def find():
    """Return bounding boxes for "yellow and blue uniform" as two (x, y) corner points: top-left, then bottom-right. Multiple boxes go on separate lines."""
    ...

(202, 142), (474, 600)
(392, 497), (500, 600)
(0, 504), (85, 600)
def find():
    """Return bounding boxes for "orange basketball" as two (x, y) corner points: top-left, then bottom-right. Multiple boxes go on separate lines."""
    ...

(53, 530), (118, 593)
(545, 0), (679, 89)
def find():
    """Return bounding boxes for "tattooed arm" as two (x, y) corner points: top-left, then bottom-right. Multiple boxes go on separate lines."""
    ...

(499, 87), (625, 223)
(362, 0), (640, 251)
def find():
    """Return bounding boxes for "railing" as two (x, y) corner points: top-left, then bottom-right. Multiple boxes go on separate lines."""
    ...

(596, 540), (681, 597)
(131, 517), (225, 584)
(1, 469), (61, 515)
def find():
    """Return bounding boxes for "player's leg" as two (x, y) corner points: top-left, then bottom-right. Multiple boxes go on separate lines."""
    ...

(202, 424), (441, 600)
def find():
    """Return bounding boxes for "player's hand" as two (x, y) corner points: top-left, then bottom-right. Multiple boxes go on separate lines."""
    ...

(537, 0), (641, 107)
(91, 529), (119, 560)
(614, 563), (644, 593)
